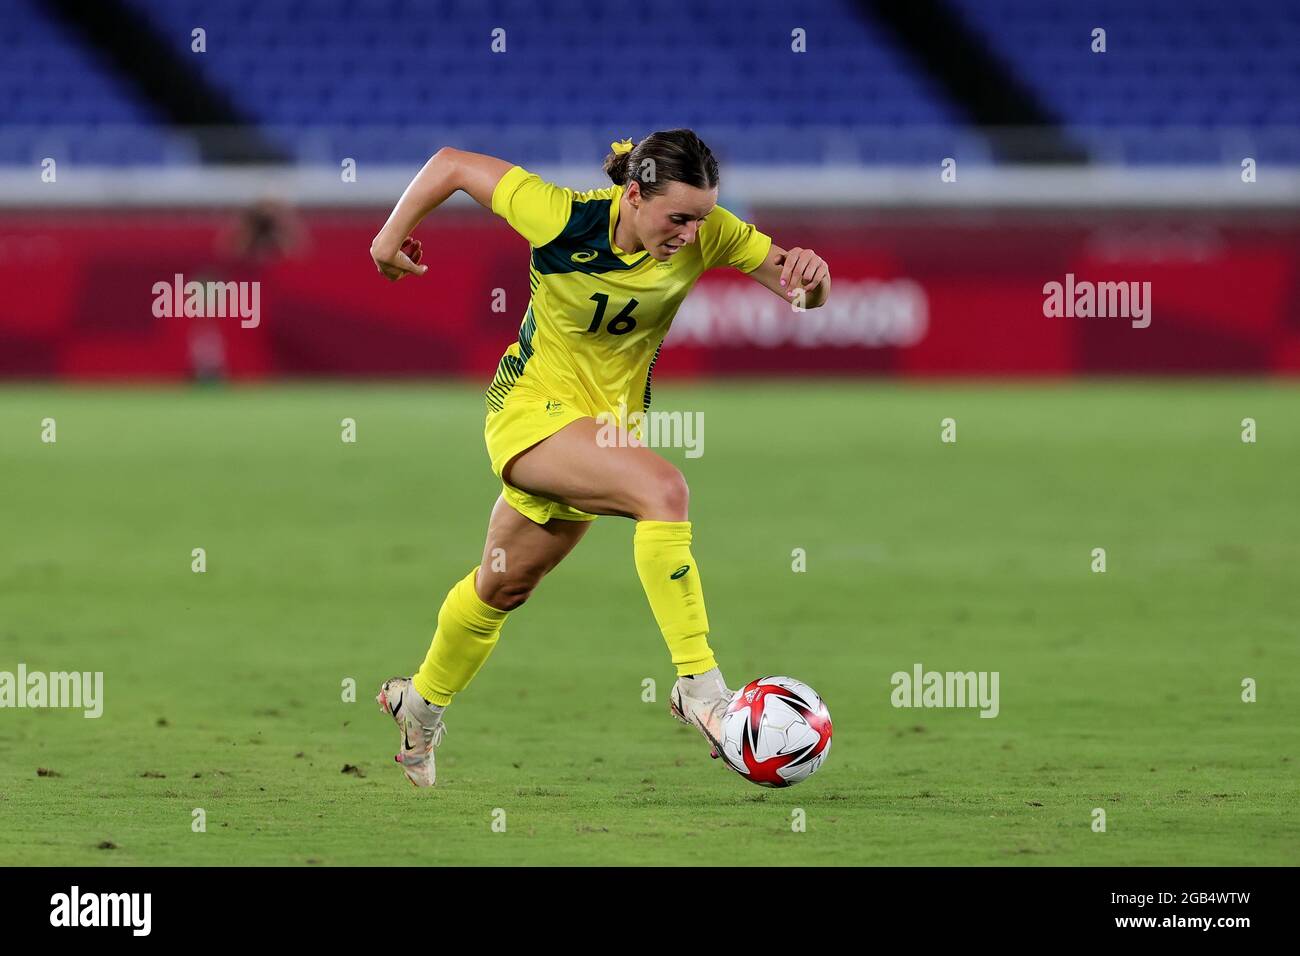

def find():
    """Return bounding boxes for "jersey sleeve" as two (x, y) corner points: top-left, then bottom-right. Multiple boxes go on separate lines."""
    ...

(490, 165), (572, 247)
(700, 204), (773, 273)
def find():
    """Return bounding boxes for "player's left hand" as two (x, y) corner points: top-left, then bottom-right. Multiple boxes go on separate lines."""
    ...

(777, 247), (829, 298)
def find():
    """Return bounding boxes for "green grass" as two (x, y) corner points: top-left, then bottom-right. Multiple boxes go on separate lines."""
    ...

(1, 380), (1298, 866)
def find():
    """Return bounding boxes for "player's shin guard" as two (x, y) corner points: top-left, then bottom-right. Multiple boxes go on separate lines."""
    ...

(633, 520), (717, 677)
(412, 566), (508, 707)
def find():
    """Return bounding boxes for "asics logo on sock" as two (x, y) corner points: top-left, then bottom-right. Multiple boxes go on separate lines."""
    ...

(670, 565), (690, 579)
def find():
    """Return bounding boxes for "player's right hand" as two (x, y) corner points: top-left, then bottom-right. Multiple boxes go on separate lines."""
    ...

(370, 235), (427, 282)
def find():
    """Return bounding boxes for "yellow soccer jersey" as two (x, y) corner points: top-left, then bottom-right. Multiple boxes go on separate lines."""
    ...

(485, 164), (772, 419)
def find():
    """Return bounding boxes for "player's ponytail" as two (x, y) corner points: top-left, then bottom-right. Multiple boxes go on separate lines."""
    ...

(603, 129), (719, 198)
(604, 138), (636, 186)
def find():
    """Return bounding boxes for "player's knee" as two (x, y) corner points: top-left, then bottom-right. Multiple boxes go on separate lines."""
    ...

(634, 466), (690, 521)
(477, 567), (544, 611)
(489, 583), (534, 611)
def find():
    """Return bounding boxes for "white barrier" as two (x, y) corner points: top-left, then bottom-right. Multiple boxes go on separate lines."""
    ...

(2, 163), (1298, 208)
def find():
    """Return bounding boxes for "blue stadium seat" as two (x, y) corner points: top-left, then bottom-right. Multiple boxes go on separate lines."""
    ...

(944, 0), (1300, 161)
(2, 0), (1296, 165)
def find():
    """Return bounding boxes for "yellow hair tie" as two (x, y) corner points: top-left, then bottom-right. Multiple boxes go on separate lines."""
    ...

(610, 138), (634, 155)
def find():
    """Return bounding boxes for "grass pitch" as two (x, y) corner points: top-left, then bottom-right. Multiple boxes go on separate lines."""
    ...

(1, 380), (1297, 866)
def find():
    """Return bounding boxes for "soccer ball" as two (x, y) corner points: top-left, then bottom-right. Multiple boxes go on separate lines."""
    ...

(719, 676), (832, 787)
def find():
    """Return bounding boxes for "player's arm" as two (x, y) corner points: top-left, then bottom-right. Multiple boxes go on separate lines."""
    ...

(747, 242), (831, 309)
(370, 147), (514, 282)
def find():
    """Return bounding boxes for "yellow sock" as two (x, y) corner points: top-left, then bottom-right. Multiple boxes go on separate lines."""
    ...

(634, 520), (717, 677)
(412, 566), (509, 707)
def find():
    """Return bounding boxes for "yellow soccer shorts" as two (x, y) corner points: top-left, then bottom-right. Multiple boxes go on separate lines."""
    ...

(484, 382), (600, 526)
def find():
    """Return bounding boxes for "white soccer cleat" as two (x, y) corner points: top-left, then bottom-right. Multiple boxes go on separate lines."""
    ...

(376, 676), (447, 788)
(669, 667), (736, 760)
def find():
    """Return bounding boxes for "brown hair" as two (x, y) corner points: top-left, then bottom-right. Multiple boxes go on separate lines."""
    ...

(603, 128), (719, 198)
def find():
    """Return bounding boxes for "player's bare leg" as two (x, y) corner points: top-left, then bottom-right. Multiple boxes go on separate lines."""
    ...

(505, 417), (689, 521)
(380, 496), (590, 786)
(507, 418), (735, 757)
(473, 492), (592, 610)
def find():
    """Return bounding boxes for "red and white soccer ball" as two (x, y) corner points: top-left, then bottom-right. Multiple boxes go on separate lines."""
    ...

(719, 676), (832, 787)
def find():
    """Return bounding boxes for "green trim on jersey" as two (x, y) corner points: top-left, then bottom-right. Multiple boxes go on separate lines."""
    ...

(642, 342), (662, 410)
(531, 196), (649, 276)
(485, 307), (537, 412)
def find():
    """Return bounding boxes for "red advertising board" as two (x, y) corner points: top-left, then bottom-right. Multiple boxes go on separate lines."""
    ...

(1, 209), (1297, 379)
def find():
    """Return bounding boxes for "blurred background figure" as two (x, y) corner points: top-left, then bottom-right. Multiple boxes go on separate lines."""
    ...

(219, 200), (304, 265)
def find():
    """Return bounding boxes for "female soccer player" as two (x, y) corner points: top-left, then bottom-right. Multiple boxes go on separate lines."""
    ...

(370, 129), (830, 786)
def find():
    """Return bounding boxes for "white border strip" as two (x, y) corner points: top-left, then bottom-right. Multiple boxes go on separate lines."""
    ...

(1, 164), (1297, 208)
